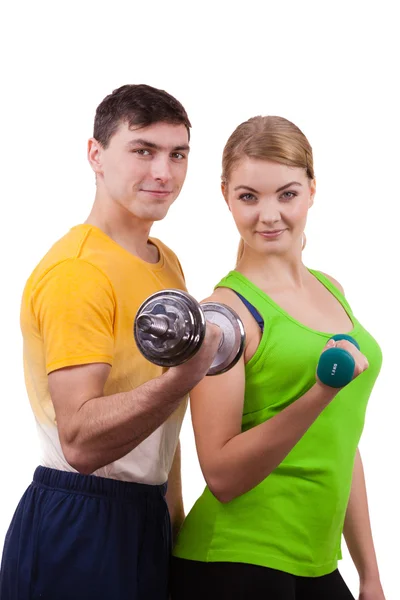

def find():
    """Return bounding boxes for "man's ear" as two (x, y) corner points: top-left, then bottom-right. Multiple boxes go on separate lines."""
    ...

(87, 138), (104, 175)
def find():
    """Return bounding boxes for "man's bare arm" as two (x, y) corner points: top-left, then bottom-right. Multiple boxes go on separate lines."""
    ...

(49, 324), (221, 474)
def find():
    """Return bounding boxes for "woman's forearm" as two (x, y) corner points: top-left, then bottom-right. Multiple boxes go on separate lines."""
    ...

(206, 382), (336, 502)
(343, 448), (381, 584)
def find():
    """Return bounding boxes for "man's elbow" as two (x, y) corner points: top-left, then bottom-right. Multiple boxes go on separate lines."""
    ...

(62, 443), (96, 475)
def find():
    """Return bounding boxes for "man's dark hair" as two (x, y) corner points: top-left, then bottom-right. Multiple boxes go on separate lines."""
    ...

(93, 84), (191, 147)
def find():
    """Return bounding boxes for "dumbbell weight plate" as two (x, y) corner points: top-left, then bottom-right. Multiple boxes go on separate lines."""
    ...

(134, 290), (206, 367)
(330, 333), (360, 350)
(317, 348), (356, 388)
(317, 333), (360, 388)
(202, 302), (246, 376)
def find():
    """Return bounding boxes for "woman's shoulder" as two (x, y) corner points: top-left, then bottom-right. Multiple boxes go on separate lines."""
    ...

(314, 270), (345, 296)
(201, 286), (246, 312)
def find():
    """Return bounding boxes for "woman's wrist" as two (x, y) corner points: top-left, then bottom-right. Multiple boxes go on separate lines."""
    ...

(313, 380), (339, 405)
(359, 567), (381, 586)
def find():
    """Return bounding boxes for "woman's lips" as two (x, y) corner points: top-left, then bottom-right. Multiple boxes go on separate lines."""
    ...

(257, 229), (286, 239)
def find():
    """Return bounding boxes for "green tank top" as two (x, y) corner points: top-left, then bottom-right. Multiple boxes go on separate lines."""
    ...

(173, 269), (382, 577)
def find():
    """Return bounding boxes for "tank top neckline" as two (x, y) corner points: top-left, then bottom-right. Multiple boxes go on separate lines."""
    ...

(223, 269), (360, 339)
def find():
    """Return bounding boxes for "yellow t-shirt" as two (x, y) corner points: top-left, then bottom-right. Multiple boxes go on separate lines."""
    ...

(21, 224), (188, 483)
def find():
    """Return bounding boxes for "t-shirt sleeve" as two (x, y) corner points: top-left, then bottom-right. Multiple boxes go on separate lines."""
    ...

(32, 259), (115, 374)
(176, 256), (186, 281)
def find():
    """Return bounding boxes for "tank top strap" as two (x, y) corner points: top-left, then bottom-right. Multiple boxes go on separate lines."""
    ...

(215, 271), (277, 322)
(233, 292), (264, 332)
(308, 269), (355, 318)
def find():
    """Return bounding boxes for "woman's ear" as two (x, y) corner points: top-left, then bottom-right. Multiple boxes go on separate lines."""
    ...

(221, 181), (231, 211)
(309, 178), (316, 207)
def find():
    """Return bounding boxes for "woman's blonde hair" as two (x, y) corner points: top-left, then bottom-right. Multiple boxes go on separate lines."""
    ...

(221, 116), (314, 263)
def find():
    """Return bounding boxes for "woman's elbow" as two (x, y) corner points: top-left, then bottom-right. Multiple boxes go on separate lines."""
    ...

(207, 469), (272, 503)
(206, 474), (236, 504)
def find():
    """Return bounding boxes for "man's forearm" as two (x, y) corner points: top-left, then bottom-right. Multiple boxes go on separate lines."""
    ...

(65, 370), (187, 473)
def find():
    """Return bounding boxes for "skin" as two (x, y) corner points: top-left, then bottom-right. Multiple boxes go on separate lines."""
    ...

(48, 120), (221, 534)
(187, 157), (385, 599)
(86, 120), (191, 257)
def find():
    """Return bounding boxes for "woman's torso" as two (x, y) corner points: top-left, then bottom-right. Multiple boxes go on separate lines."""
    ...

(173, 268), (382, 577)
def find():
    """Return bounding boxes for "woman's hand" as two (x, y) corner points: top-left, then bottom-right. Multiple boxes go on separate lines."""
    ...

(359, 577), (386, 600)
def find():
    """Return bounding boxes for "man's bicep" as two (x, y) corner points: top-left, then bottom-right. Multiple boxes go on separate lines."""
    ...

(48, 362), (111, 440)
(33, 259), (115, 373)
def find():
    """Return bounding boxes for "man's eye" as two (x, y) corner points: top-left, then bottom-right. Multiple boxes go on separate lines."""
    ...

(133, 149), (151, 156)
(171, 153), (185, 160)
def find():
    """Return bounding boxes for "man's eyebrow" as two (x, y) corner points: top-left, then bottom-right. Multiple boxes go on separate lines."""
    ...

(127, 139), (190, 152)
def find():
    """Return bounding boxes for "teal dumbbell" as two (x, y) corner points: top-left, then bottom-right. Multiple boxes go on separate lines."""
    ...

(317, 334), (360, 388)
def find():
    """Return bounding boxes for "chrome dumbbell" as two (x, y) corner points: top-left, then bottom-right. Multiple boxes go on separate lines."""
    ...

(134, 289), (245, 376)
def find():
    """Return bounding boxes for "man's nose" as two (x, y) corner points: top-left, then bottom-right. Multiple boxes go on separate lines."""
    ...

(151, 156), (172, 183)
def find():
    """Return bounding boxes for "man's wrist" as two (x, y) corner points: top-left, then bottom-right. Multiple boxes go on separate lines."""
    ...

(162, 365), (201, 397)
(160, 367), (192, 399)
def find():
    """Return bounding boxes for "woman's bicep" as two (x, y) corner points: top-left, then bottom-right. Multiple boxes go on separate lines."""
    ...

(189, 356), (245, 479)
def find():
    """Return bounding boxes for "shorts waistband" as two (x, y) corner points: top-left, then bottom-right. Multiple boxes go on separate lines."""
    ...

(33, 466), (167, 501)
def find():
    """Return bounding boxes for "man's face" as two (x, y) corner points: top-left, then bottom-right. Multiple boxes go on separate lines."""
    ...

(89, 121), (190, 222)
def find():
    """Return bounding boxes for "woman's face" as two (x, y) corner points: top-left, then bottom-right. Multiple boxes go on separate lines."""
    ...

(224, 157), (315, 257)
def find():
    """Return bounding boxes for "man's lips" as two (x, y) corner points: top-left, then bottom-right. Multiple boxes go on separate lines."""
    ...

(140, 189), (172, 196)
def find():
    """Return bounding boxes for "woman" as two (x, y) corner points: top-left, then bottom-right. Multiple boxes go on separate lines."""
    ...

(171, 116), (385, 599)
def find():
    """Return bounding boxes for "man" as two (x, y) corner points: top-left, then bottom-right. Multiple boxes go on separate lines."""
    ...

(0, 84), (221, 600)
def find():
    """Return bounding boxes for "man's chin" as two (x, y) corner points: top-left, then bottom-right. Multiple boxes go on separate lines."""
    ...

(141, 207), (171, 223)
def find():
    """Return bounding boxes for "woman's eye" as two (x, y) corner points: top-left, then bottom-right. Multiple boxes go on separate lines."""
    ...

(239, 193), (256, 201)
(281, 191), (297, 200)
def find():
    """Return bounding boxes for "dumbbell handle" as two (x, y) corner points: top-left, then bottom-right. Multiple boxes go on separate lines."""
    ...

(137, 310), (226, 349)
(136, 314), (176, 338)
(317, 334), (360, 388)
(134, 289), (245, 376)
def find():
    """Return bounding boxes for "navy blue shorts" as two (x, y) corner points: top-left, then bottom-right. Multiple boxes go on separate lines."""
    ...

(0, 466), (171, 600)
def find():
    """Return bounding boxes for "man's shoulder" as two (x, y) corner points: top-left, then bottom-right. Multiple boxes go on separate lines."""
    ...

(25, 225), (111, 295)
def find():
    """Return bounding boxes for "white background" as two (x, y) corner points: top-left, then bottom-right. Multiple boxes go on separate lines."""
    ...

(1, 1), (398, 597)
